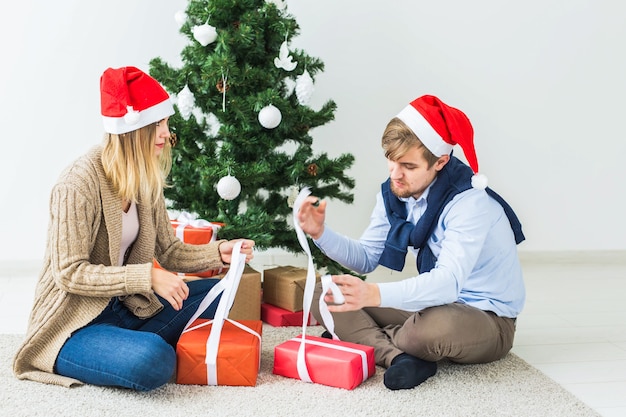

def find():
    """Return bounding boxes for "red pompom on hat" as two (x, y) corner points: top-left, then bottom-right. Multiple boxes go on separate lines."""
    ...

(396, 95), (488, 189)
(100, 66), (174, 134)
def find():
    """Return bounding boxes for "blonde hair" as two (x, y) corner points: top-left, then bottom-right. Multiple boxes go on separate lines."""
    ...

(101, 123), (172, 205)
(381, 117), (439, 168)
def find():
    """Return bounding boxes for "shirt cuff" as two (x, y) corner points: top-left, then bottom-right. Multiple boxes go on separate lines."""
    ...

(377, 282), (404, 309)
(313, 225), (334, 246)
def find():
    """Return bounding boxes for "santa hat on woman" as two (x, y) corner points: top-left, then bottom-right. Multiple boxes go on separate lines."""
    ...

(396, 95), (488, 189)
(100, 66), (174, 134)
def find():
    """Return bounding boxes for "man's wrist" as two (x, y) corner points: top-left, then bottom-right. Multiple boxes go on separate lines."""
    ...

(367, 283), (381, 307)
(310, 226), (324, 241)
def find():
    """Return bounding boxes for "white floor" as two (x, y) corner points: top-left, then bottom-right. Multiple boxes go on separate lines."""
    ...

(1, 252), (625, 416)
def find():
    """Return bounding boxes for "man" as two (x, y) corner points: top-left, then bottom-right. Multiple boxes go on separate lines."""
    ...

(297, 95), (525, 390)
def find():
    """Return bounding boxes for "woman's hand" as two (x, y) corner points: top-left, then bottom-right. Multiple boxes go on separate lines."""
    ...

(324, 274), (381, 312)
(218, 239), (255, 264)
(297, 196), (326, 240)
(151, 267), (189, 311)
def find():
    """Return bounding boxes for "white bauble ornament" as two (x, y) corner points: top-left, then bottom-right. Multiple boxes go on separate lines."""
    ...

(177, 84), (195, 120)
(193, 23), (217, 46)
(217, 175), (241, 200)
(258, 104), (282, 129)
(295, 70), (314, 105)
(174, 10), (187, 27)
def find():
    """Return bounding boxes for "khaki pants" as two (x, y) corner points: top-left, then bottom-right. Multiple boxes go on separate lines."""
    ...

(311, 283), (517, 368)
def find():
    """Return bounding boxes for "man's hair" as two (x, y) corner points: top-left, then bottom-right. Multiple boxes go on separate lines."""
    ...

(381, 117), (440, 168)
(101, 122), (172, 205)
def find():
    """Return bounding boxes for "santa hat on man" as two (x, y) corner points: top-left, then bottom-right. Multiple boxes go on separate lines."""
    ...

(100, 66), (174, 134)
(396, 95), (488, 189)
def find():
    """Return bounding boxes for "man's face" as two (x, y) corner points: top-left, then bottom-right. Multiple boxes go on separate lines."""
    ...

(387, 146), (448, 199)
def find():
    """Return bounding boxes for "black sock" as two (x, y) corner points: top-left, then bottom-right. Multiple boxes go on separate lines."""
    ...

(383, 353), (437, 390)
(320, 330), (332, 339)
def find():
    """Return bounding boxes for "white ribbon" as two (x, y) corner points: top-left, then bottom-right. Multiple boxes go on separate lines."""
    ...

(318, 275), (339, 340)
(180, 240), (261, 385)
(292, 187), (345, 383)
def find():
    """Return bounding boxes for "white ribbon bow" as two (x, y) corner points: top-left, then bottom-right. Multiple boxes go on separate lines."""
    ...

(175, 211), (221, 242)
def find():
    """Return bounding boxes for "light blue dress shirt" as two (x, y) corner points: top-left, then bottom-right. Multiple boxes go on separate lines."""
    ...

(314, 185), (525, 318)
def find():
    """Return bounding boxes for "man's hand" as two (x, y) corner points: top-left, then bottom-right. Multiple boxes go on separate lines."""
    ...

(297, 196), (326, 240)
(324, 274), (381, 312)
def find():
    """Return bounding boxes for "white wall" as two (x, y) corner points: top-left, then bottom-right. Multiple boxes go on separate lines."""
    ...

(1, 0), (625, 263)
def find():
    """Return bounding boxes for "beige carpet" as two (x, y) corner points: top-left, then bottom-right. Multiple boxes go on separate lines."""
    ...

(1, 325), (599, 417)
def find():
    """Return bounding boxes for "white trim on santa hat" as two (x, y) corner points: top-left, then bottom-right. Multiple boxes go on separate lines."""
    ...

(396, 105), (453, 157)
(102, 99), (174, 135)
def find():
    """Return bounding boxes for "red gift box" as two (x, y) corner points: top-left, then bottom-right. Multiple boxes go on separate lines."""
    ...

(261, 303), (318, 327)
(154, 215), (225, 277)
(176, 240), (261, 386)
(273, 335), (375, 390)
(176, 318), (262, 386)
(171, 219), (223, 244)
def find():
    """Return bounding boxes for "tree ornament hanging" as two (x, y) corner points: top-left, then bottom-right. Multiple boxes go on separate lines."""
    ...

(287, 185), (300, 208)
(193, 23), (218, 46)
(274, 41), (297, 71)
(177, 84), (195, 120)
(217, 175), (241, 200)
(174, 10), (187, 27)
(258, 104), (282, 129)
(307, 163), (318, 176)
(216, 77), (229, 94)
(217, 69), (229, 112)
(295, 70), (314, 105)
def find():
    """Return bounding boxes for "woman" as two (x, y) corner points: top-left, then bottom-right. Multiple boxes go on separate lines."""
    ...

(13, 66), (255, 391)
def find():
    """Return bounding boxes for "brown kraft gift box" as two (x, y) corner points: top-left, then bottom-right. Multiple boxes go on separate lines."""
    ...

(184, 265), (261, 321)
(263, 266), (319, 312)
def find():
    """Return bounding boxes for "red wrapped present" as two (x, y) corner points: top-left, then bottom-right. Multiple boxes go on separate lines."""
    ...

(154, 212), (225, 277)
(273, 334), (375, 390)
(176, 241), (262, 386)
(261, 302), (318, 327)
(176, 318), (262, 386)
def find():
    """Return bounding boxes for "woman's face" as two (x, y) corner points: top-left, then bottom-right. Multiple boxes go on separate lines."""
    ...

(154, 117), (170, 157)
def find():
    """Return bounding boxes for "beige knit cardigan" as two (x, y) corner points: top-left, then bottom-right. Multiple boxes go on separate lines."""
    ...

(13, 146), (226, 387)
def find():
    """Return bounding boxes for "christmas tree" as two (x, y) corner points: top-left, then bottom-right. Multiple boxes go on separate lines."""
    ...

(149, 0), (356, 275)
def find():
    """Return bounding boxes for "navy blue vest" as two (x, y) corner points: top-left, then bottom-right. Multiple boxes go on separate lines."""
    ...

(379, 156), (525, 273)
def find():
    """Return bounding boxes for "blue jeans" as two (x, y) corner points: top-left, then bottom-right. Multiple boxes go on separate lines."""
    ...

(54, 279), (221, 391)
